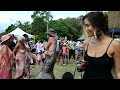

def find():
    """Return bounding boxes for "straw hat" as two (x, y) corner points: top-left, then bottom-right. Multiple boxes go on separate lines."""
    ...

(0, 33), (12, 44)
(46, 28), (55, 37)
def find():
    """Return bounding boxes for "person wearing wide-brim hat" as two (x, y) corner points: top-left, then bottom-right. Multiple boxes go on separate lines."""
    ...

(0, 33), (14, 79)
(46, 28), (55, 37)
(0, 33), (12, 44)
(37, 28), (57, 79)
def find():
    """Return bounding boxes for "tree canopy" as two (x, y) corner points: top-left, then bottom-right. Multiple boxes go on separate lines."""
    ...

(0, 11), (83, 42)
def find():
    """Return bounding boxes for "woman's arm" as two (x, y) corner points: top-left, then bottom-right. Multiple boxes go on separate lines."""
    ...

(113, 41), (120, 79)
(13, 43), (19, 55)
(2, 45), (11, 68)
(25, 46), (30, 52)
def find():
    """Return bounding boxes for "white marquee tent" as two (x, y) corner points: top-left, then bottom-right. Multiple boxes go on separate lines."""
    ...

(10, 28), (34, 39)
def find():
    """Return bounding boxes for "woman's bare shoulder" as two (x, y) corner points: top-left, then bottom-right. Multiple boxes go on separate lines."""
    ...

(112, 40), (120, 48)
(1, 45), (8, 50)
(83, 38), (90, 46)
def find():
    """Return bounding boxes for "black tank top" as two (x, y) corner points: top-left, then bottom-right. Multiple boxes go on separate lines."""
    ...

(83, 39), (114, 79)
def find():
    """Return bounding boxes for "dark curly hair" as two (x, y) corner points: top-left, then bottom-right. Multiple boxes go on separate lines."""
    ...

(82, 12), (109, 34)
(23, 34), (29, 41)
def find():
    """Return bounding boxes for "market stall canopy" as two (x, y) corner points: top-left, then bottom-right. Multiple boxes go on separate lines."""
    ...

(10, 28), (34, 39)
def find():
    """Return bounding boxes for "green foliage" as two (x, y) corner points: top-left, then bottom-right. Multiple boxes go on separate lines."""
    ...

(0, 32), (7, 41)
(4, 11), (83, 41)
(40, 11), (53, 21)
(14, 21), (32, 34)
(21, 21), (32, 33)
(35, 35), (39, 42)
(31, 11), (53, 41)
(49, 17), (83, 41)
(39, 32), (47, 40)
(35, 32), (47, 42)
(31, 11), (53, 22)
(31, 17), (46, 35)
(31, 11), (41, 19)
(5, 24), (16, 33)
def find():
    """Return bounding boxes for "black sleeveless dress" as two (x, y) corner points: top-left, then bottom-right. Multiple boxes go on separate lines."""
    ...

(83, 40), (114, 79)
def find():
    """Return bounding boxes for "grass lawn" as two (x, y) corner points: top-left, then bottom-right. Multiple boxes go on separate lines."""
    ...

(12, 59), (116, 79)
(12, 59), (81, 79)
(29, 59), (81, 79)
(54, 60), (81, 79)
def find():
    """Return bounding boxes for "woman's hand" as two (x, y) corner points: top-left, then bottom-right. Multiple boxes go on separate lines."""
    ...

(76, 60), (86, 67)
(43, 50), (48, 59)
(44, 51), (48, 55)
(43, 52), (46, 59)
(7, 64), (12, 70)
(8, 67), (12, 70)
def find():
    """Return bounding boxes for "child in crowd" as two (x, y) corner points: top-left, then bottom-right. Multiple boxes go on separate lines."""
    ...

(62, 43), (68, 65)
(36, 50), (42, 67)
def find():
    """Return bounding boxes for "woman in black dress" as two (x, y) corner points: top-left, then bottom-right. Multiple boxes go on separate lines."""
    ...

(77, 12), (120, 79)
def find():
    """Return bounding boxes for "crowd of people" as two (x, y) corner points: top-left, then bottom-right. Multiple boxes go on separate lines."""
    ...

(0, 11), (120, 79)
(0, 28), (83, 79)
(55, 37), (84, 66)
